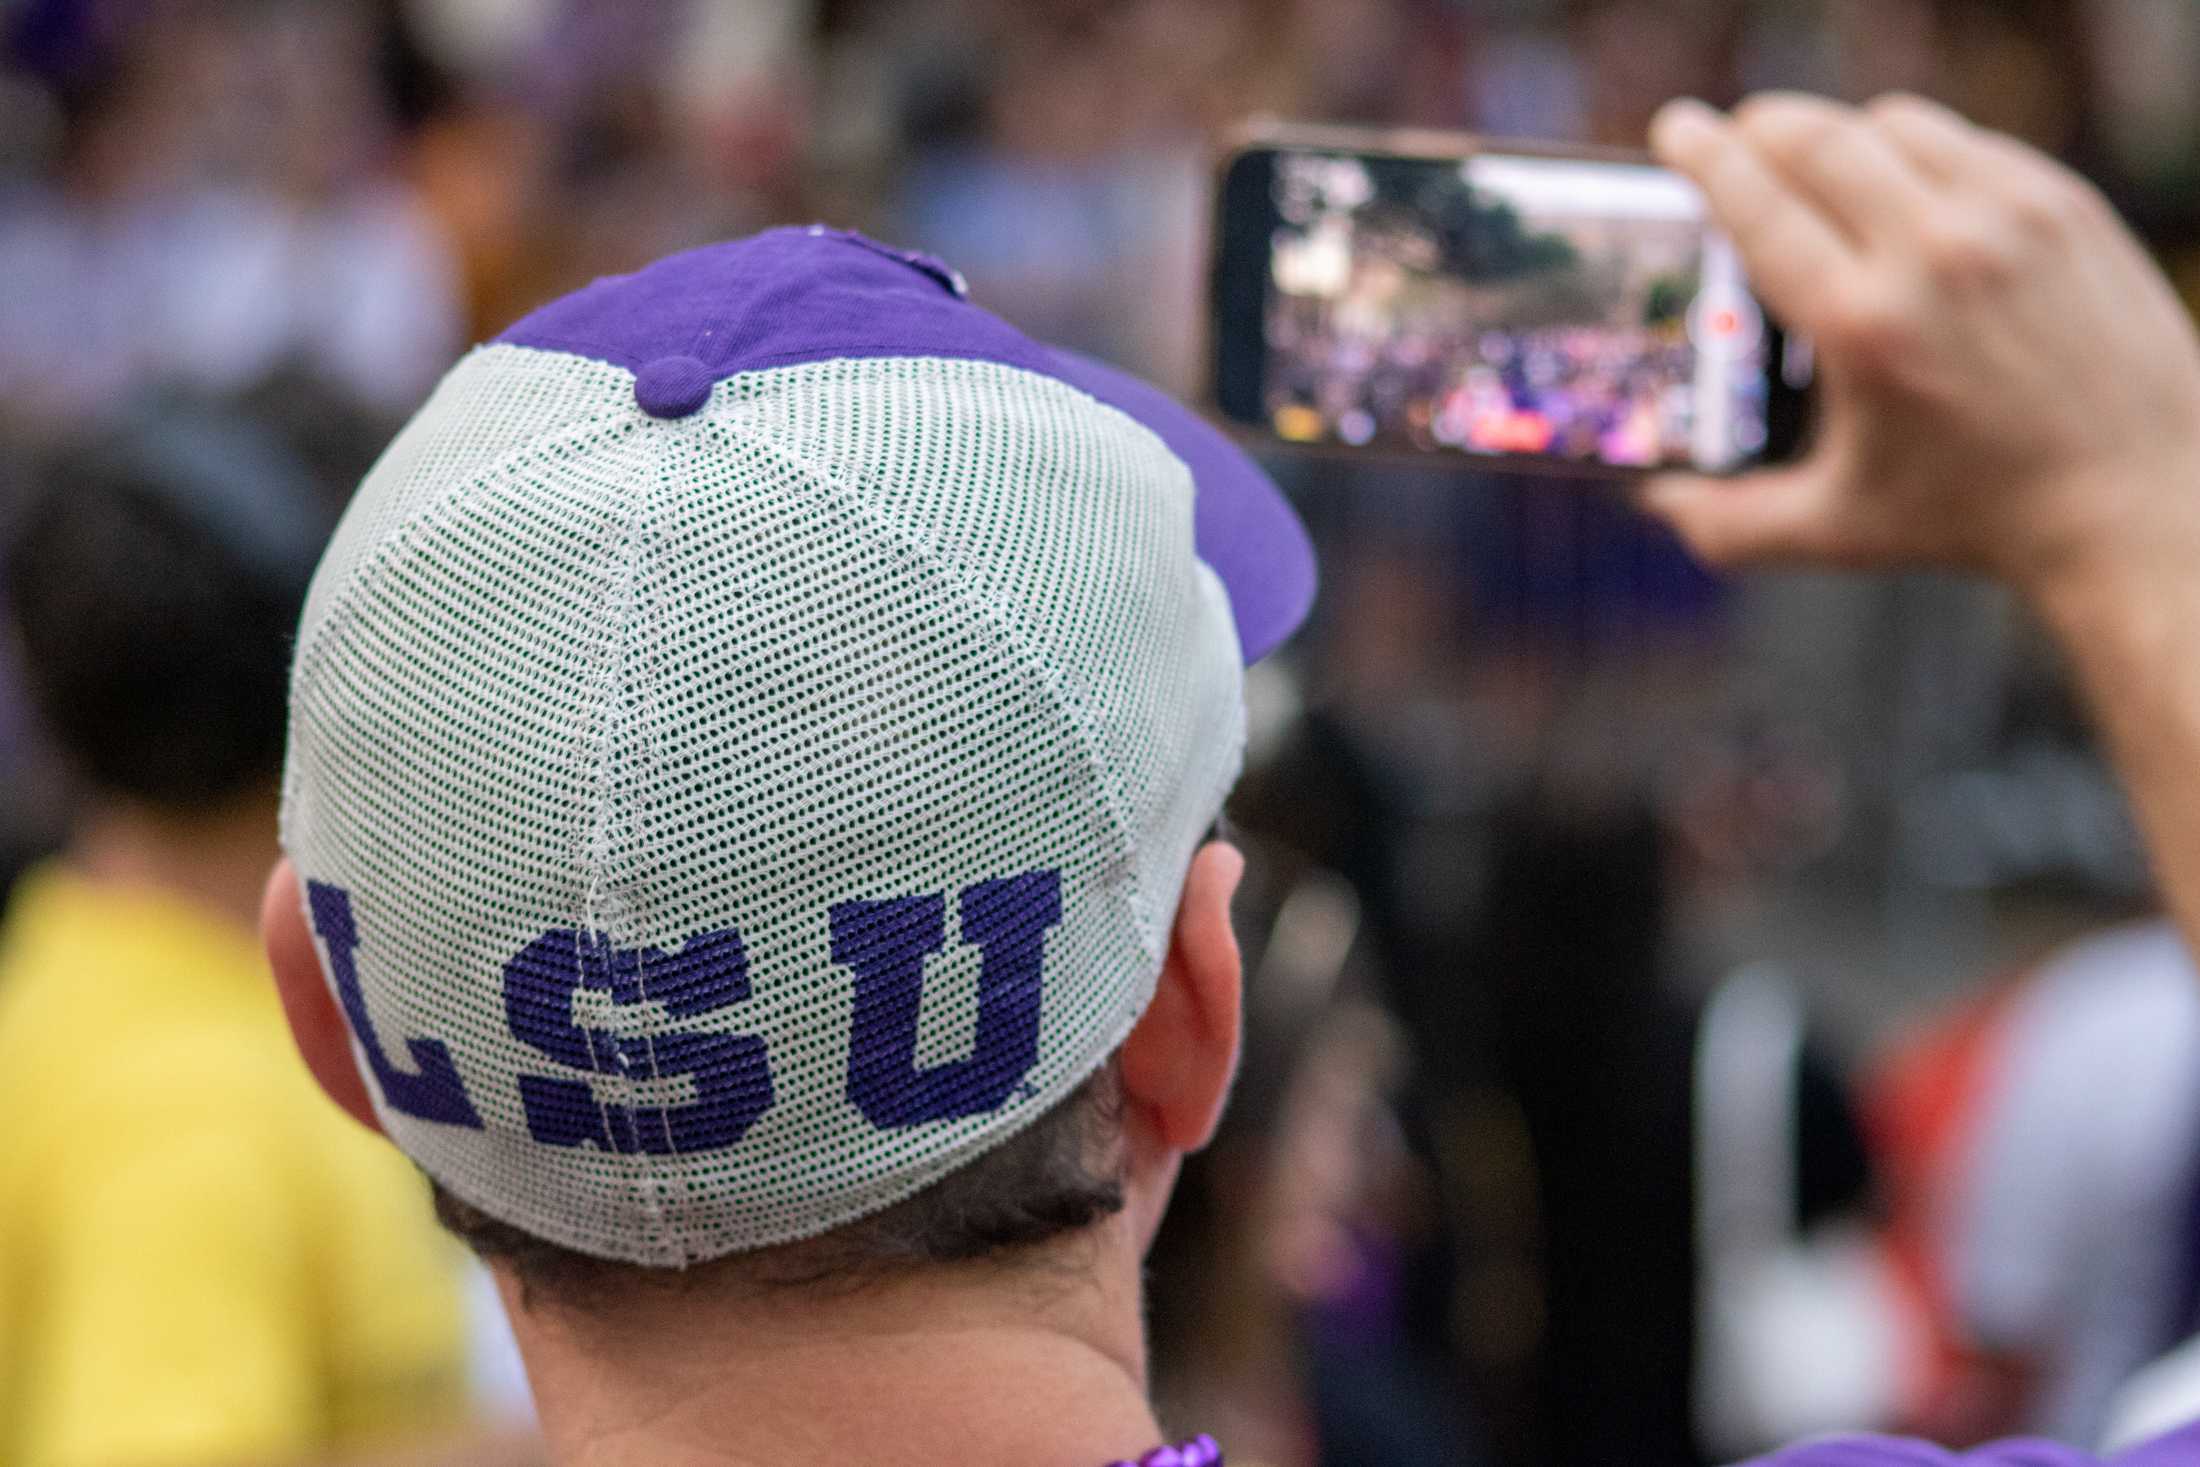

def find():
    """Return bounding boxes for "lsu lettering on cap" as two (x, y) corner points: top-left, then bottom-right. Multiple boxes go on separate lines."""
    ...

(281, 226), (1317, 1265)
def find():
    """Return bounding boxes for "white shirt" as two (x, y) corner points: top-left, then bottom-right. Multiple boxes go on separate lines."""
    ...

(1952, 921), (2200, 1446)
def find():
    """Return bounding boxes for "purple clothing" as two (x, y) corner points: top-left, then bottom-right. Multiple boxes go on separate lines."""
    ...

(1753, 1423), (2200, 1465)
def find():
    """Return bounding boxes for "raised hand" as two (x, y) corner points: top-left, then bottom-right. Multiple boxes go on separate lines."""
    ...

(1644, 92), (2200, 594)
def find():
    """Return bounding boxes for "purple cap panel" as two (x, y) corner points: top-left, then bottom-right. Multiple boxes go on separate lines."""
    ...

(497, 227), (1315, 664)
(498, 226), (1057, 383)
(1040, 348), (1315, 663)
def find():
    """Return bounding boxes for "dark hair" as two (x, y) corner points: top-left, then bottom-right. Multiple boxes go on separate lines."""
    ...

(3, 409), (333, 811)
(434, 1060), (1127, 1306)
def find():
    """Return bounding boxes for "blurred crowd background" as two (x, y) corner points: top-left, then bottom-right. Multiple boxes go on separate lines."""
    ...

(5, 1), (2200, 1465)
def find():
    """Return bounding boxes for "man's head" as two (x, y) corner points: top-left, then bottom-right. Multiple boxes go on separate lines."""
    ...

(261, 229), (1314, 1318)
(4, 407), (331, 816)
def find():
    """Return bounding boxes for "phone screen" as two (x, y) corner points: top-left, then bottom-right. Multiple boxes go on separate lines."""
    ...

(1217, 144), (1801, 474)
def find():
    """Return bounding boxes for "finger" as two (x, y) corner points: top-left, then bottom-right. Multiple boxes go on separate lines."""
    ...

(1731, 92), (1941, 250)
(1638, 466), (1836, 568)
(1868, 91), (2078, 210)
(1651, 99), (1857, 334)
(1864, 92), (1983, 183)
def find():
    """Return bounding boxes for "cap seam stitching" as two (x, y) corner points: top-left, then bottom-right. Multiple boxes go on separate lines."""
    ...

(628, 430), (687, 1257)
(708, 396), (1159, 969)
(577, 416), (675, 1260)
(287, 392), (642, 708)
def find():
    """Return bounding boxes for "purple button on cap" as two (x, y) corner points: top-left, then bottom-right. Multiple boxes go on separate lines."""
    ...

(634, 355), (714, 419)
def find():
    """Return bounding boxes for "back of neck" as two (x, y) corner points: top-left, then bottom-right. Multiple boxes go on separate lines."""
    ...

(69, 788), (280, 932)
(505, 1220), (1168, 1467)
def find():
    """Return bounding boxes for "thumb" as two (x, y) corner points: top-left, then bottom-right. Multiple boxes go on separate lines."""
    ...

(1637, 463), (1837, 567)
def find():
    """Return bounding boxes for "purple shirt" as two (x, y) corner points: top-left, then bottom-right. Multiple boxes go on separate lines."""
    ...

(1753, 1423), (2200, 1465)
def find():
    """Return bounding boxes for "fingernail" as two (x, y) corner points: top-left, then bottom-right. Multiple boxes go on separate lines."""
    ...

(1651, 97), (1720, 146)
(1634, 476), (1697, 516)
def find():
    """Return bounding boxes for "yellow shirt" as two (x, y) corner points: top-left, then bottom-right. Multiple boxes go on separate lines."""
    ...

(0, 865), (469, 1467)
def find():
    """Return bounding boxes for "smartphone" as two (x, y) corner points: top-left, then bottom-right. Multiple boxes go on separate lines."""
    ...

(1211, 125), (1813, 475)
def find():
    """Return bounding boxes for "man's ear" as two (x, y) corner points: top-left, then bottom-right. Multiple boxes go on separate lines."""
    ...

(262, 857), (383, 1136)
(1120, 840), (1245, 1155)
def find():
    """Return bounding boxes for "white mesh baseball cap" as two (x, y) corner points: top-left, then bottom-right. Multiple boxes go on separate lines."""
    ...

(281, 226), (1316, 1265)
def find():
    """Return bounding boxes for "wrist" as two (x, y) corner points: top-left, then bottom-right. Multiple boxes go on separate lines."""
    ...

(2024, 539), (2200, 701)
(2010, 443), (2200, 629)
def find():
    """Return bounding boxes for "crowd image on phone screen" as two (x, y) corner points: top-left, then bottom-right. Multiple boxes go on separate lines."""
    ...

(1263, 150), (1770, 470)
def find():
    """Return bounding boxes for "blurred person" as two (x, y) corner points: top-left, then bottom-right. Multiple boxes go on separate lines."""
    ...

(1872, 932), (2200, 1453)
(0, 1), (463, 419)
(1147, 734), (1489, 1467)
(237, 83), (2200, 1467)
(1927, 0), (2098, 162)
(1419, 787), (1879, 1467)
(2084, 0), (2200, 200)
(1453, 794), (1712, 1467)
(1468, 17), (1589, 142)
(407, 0), (811, 341)
(1146, 979), (1471, 1467)
(1868, 910), (2200, 1447)
(1821, 0), (1940, 103)
(1867, 966), (2036, 1445)
(0, 404), (510, 1465)
(1573, 0), (1743, 151)
(883, 0), (1301, 389)
(1946, 920), (2200, 1446)
(1281, 0), (1468, 130)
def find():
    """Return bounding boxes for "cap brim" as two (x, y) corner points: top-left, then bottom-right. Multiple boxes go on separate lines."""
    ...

(1042, 349), (1315, 665)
